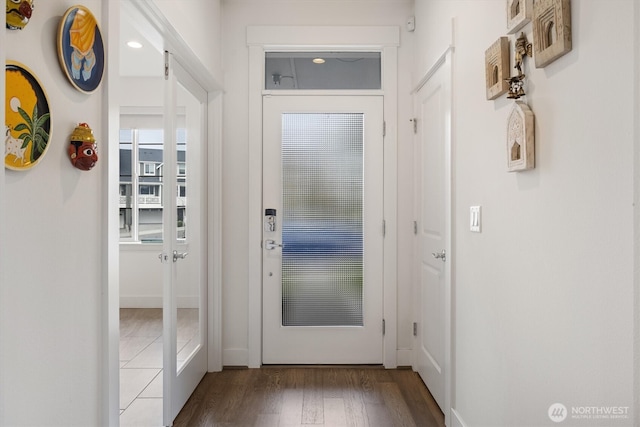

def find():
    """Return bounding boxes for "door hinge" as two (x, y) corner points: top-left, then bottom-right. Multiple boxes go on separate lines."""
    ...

(164, 51), (169, 80)
(413, 322), (418, 336)
(410, 118), (417, 134)
(383, 121), (386, 137)
(382, 219), (386, 237)
(382, 319), (386, 335)
(413, 220), (418, 235)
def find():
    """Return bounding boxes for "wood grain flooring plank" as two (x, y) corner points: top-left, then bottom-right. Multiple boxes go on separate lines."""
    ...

(301, 369), (324, 424)
(322, 368), (345, 399)
(279, 388), (304, 426)
(324, 397), (348, 427)
(258, 368), (285, 416)
(388, 369), (444, 427)
(363, 401), (395, 427)
(255, 413), (280, 427)
(174, 367), (444, 427)
(341, 372), (369, 427)
(379, 382), (417, 427)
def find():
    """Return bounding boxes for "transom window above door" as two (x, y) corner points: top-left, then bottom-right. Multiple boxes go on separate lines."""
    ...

(265, 52), (381, 90)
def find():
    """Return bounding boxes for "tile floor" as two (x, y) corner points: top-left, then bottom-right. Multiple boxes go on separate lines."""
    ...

(119, 308), (199, 426)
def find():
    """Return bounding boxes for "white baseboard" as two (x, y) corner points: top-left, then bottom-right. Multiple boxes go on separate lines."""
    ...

(223, 348), (249, 367)
(120, 296), (162, 308)
(451, 408), (468, 427)
(396, 348), (413, 367)
(119, 296), (199, 308)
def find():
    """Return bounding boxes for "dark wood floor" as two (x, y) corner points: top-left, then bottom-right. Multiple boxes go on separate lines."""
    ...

(174, 366), (445, 427)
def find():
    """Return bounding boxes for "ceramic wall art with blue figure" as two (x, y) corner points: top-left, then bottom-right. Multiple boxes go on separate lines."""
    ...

(57, 5), (104, 93)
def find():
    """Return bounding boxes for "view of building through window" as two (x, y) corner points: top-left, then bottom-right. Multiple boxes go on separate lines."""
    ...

(119, 128), (187, 242)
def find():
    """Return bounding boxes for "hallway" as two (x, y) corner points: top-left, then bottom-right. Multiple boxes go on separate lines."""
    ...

(173, 366), (445, 426)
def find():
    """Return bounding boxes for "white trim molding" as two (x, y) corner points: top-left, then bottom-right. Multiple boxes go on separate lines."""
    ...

(247, 26), (400, 369)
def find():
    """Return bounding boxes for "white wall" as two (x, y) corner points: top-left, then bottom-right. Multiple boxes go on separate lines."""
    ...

(152, 0), (223, 83)
(1, 1), (104, 424)
(0, 0), (222, 424)
(414, 1), (636, 426)
(221, 0), (415, 366)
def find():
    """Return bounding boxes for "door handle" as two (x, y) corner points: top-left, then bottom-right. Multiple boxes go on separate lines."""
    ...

(173, 250), (188, 262)
(264, 239), (283, 250)
(432, 249), (446, 262)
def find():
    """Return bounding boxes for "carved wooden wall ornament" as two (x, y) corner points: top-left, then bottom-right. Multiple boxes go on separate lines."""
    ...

(485, 37), (510, 100)
(506, 0), (533, 34)
(507, 101), (535, 172)
(532, 0), (572, 68)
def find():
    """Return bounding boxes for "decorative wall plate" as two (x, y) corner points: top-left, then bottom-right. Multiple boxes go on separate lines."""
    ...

(57, 5), (105, 93)
(507, 101), (534, 172)
(5, 61), (52, 171)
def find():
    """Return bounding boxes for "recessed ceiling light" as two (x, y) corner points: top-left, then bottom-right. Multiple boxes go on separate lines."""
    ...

(127, 41), (143, 49)
(312, 58), (325, 64)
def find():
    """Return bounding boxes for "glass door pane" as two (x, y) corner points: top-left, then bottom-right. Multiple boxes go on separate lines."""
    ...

(138, 129), (164, 243)
(175, 82), (201, 373)
(163, 52), (207, 422)
(281, 113), (364, 326)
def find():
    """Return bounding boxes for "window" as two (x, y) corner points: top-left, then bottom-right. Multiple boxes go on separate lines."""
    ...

(265, 52), (381, 90)
(119, 127), (166, 243)
(120, 113), (188, 243)
(142, 162), (156, 176)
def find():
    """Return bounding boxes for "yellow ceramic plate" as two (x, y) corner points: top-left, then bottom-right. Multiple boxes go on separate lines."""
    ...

(5, 61), (51, 171)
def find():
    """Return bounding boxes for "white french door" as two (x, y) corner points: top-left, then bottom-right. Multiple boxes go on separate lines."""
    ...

(413, 54), (452, 416)
(161, 52), (207, 425)
(262, 95), (384, 364)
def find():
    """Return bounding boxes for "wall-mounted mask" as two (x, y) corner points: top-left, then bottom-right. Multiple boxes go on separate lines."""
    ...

(68, 123), (98, 171)
(6, 0), (34, 30)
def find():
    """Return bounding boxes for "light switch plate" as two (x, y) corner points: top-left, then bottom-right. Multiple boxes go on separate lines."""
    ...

(470, 206), (481, 232)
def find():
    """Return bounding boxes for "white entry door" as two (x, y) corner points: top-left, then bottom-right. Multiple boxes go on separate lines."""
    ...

(414, 55), (452, 413)
(161, 52), (208, 425)
(262, 95), (384, 364)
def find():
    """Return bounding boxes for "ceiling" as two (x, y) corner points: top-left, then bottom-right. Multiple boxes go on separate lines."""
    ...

(119, 3), (164, 77)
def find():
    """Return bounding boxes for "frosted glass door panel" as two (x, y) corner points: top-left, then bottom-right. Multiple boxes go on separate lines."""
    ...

(281, 113), (363, 327)
(262, 95), (383, 364)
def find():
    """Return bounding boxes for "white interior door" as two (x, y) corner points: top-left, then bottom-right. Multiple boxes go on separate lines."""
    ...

(414, 57), (451, 413)
(262, 95), (384, 364)
(162, 52), (207, 425)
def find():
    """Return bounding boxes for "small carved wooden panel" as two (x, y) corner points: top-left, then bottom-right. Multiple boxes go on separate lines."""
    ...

(507, 101), (534, 172)
(506, 0), (533, 34)
(533, 0), (572, 68)
(485, 37), (510, 100)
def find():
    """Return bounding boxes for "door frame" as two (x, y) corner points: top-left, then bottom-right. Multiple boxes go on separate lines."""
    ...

(104, 1), (223, 425)
(411, 47), (454, 426)
(247, 26), (400, 368)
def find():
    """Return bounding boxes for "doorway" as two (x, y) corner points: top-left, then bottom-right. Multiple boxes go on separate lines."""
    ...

(262, 95), (384, 364)
(114, 2), (214, 425)
(247, 26), (400, 368)
(413, 51), (453, 422)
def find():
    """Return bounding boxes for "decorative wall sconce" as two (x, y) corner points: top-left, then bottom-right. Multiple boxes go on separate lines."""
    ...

(505, 32), (532, 99)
